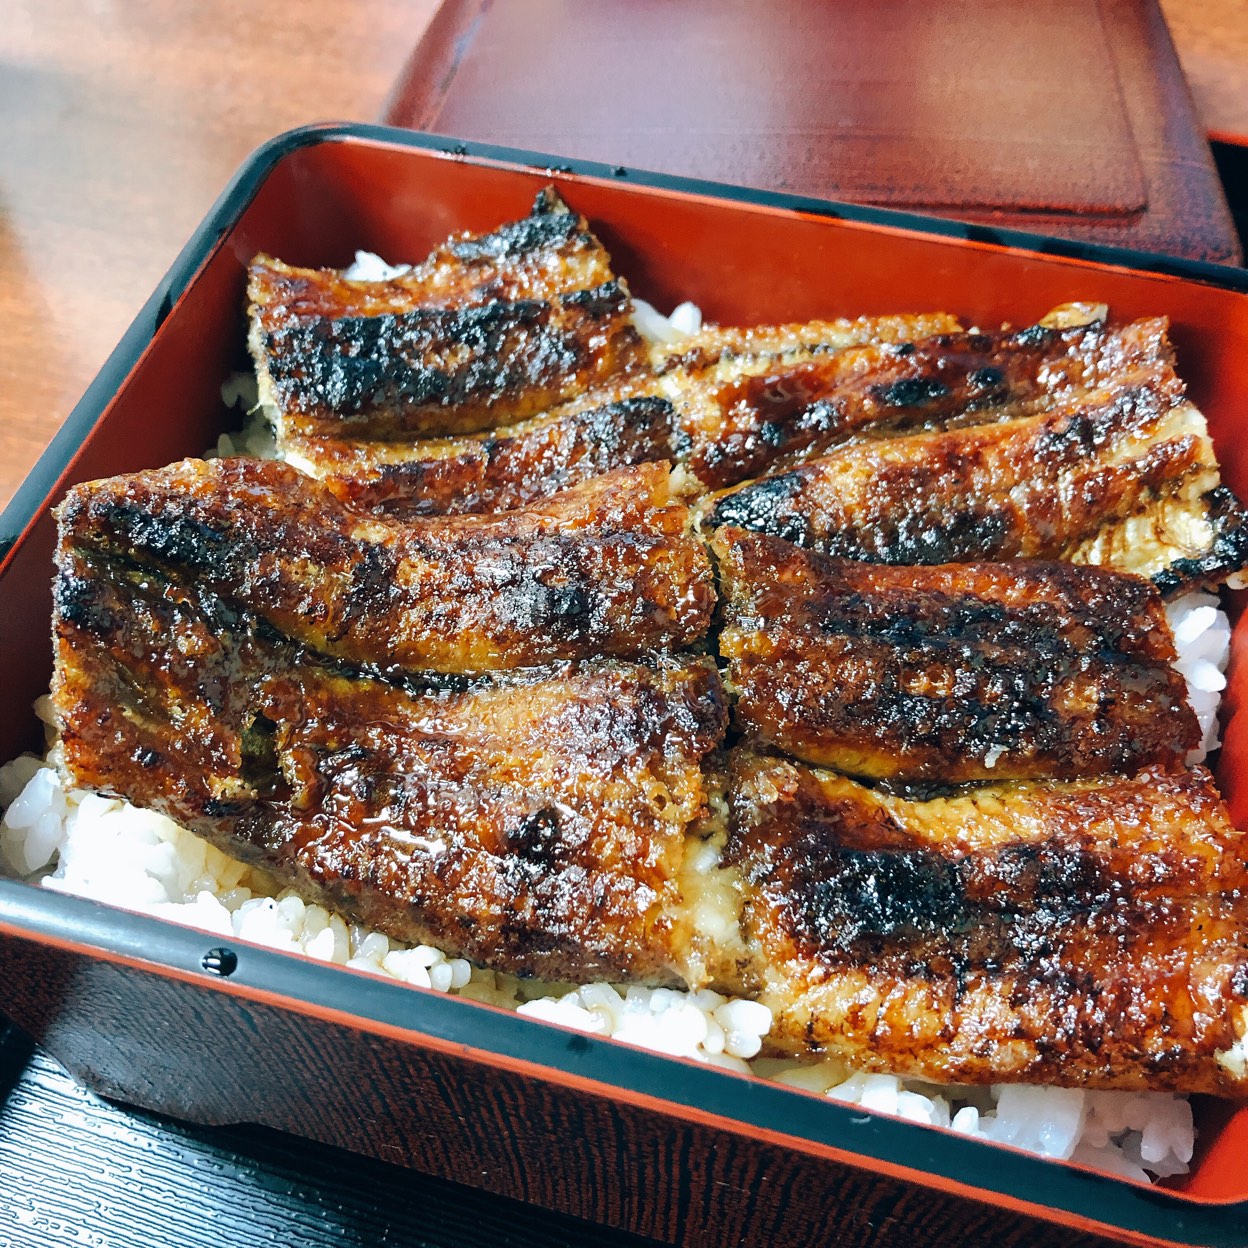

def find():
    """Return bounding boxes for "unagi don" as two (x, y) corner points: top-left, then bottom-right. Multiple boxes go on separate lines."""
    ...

(41, 187), (1248, 1099)
(49, 455), (1248, 1091)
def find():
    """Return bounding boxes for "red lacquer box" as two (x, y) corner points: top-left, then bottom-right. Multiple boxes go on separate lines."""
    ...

(2, 125), (1248, 1248)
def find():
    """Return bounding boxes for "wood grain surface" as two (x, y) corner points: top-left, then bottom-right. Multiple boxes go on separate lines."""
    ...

(385, 0), (1241, 264)
(1161, 0), (1248, 139)
(0, 0), (437, 519)
(397, 0), (1154, 215)
(0, 1023), (667, 1248)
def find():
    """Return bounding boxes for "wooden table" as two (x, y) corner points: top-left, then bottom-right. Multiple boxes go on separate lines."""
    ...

(1, 4), (1246, 1246)
(0, 0), (437, 520)
(0, 1021), (664, 1248)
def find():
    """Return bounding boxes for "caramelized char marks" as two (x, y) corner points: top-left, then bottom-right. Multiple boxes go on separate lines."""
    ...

(52, 548), (729, 982)
(679, 316), (1175, 490)
(285, 310), (973, 517)
(1149, 484), (1248, 597)
(712, 529), (1198, 783)
(728, 751), (1248, 1092)
(651, 312), (965, 376)
(703, 375), (1209, 563)
(248, 187), (618, 327)
(57, 458), (715, 676)
(287, 393), (684, 518)
(257, 281), (646, 440)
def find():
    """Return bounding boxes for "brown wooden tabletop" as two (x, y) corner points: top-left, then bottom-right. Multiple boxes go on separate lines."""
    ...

(0, 0), (438, 521)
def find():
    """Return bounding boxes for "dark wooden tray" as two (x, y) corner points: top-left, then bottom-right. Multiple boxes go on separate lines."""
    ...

(0, 1019), (662, 1247)
(385, 0), (1242, 263)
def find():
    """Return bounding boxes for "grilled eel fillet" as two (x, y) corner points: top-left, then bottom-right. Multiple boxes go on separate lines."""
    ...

(248, 189), (647, 439)
(704, 323), (1248, 596)
(280, 311), (965, 516)
(282, 392), (687, 519)
(712, 528), (1199, 784)
(667, 310), (1173, 491)
(51, 532), (730, 983)
(281, 309), (1195, 521)
(55, 458), (715, 675)
(726, 749), (1248, 1094)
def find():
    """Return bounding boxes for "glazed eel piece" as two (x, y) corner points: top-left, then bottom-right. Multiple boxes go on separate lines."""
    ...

(726, 749), (1248, 1094)
(283, 308), (1180, 518)
(55, 458), (715, 675)
(249, 189), (647, 440)
(250, 188), (619, 321)
(280, 311), (965, 517)
(712, 528), (1198, 784)
(51, 530), (729, 984)
(670, 309), (1175, 491)
(703, 323), (1248, 596)
(282, 390), (686, 519)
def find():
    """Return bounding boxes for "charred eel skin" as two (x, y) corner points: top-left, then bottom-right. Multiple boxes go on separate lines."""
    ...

(677, 314), (1176, 491)
(283, 391), (685, 519)
(55, 457), (715, 676)
(727, 749), (1248, 1094)
(700, 320), (1248, 596)
(52, 532), (728, 985)
(712, 527), (1199, 784)
(249, 189), (647, 440)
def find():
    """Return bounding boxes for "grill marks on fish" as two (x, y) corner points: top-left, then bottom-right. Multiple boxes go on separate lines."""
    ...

(703, 377), (1198, 562)
(249, 189), (647, 440)
(701, 319), (1248, 595)
(727, 750), (1248, 1093)
(54, 194), (1248, 1098)
(56, 458), (715, 676)
(291, 310), (1161, 516)
(255, 281), (645, 440)
(712, 529), (1198, 783)
(49, 456), (1248, 1091)
(281, 312), (966, 518)
(283, 392), (685, 518)
(250, 188), (617, 325)
(650, 312), (965, 376)
(673, 316), (1175, 491)
(52, 547), (729, 982)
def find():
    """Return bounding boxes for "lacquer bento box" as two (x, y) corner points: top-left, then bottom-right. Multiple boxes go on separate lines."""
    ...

(2, 124), (1248, 1248)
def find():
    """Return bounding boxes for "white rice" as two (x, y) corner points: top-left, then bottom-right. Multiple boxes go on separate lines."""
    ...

(6, 291), (1228, 1183)
(1168, 592), (1231, 762)
(342, 251), (412, 282)
(631, 297), (703, 345)
(0, 592), (1227, 1183)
